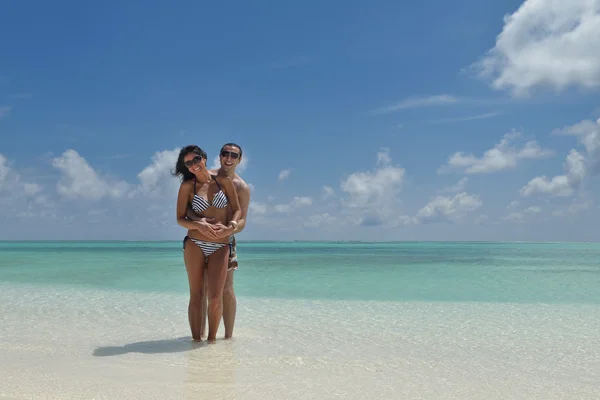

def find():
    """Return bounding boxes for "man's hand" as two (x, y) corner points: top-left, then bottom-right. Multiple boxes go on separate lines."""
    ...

(193, 219), (219, 239)
(212, 223), (234, 239)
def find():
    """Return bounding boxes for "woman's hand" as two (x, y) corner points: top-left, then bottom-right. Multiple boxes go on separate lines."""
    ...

(212, 222), (235, 239)
(194, 219), (219, 239)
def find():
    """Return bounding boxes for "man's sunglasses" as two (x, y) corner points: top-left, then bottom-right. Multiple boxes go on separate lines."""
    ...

(184, 156), (203, 168)
(221, 150), (240, 159)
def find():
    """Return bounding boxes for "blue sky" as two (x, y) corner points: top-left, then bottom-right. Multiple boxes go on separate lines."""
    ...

(1, 0), (600, 241)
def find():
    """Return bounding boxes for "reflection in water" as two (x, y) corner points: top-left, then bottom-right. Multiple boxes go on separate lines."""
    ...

(184, 339), (240, 399)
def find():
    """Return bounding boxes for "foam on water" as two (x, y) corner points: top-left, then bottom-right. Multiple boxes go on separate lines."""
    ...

(1, 283), (599, 399)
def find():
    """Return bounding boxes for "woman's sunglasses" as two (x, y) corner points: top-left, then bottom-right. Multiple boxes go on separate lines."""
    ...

(184, 156), (203, 168)
(220, 150), (240, 159)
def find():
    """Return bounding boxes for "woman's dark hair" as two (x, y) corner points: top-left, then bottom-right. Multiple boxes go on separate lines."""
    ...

(172, 145), (208, 182)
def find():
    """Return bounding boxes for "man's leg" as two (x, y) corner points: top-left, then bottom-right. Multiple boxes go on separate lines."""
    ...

(203, 243), (236, 339)
(222, 268), (236, 339)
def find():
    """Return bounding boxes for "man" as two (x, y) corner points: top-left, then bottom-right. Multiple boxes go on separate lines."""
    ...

(186, 143), (250, 339)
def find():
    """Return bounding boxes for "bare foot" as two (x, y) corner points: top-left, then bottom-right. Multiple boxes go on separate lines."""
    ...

(207, 337), (217, 344)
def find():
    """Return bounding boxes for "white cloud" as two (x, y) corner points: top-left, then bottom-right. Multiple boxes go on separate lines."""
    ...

(303, 213), (336, 228)
(439, 130), (553, 174)
(341, 148), (404, 208)
(524, 205), (542, 214)
(238, 155), (249, 173)
(278, 169), (291, 181)
(415, 192), (482, 223)
(274, 196), (313, 213)
(128, 148), (197, 230)
(0, 154), (10, 184)
(339, 148), (405, 226)
(0, 154), (43, 198)
(249, 202), (267, 215)
(439, 177), (468, 193)
(52, 150), (129, 200)
(396, 215), (419, 226)
(502, 204), (544, 223)
(557, 117), (600, 175)
(2, 134), (600, 241)
(552, 199), (593, 216)
(376, 148), (392, 166)
(135, 148), (180, 197)
(371, 94), (459, 114)
(322, 185), (335, 199)
(503, 211), (525, 222)
(50, 146), (247, 207)
(520, 117), (600, 197)
(0, 154), (53, 220)
(210, 156), (220, 171)
(23, 183), (42, 196)
(472, 0), (600, 97)
(474, 214), (489, 225)
(245, 194), (315, 229)
(520, 149), (585, 197)
(426, 112), (503, 124)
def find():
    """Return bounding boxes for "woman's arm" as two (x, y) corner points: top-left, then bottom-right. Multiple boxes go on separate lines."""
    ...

(176, 181), (201, 230)
(220, 176), (242, 228)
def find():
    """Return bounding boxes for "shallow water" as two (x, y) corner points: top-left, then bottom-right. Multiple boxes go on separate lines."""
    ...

(1, 241), (599, 303)
(1, 241), (599, 399)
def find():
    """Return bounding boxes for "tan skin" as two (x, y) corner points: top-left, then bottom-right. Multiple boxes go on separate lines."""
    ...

(209, 168), (250, 339)
(176, 151), (241, 343)
(185, 145), (250, 339)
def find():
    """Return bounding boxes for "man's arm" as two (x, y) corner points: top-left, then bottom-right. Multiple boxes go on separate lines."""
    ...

(185, 203), (205, 221)
(233, 181), (250, 234)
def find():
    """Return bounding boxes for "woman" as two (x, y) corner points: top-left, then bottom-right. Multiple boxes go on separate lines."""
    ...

(173, 145), (241, 343)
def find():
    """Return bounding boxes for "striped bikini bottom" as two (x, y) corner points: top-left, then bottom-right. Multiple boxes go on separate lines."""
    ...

(183, 235), (234, 258)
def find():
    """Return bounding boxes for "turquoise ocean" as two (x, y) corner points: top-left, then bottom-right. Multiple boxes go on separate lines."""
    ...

(1, 241), (600, 399)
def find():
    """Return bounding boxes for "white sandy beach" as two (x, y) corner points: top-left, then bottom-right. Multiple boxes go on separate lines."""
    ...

(1, 284), (599, 400)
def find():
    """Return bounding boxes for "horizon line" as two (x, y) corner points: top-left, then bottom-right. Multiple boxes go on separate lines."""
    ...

(1, 239), (599, 244)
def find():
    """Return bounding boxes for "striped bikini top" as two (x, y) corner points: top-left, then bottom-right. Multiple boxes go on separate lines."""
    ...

(191, 175), (228, 213)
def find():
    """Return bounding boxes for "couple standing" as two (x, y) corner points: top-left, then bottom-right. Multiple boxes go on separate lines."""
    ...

(174, 143), (250, 343)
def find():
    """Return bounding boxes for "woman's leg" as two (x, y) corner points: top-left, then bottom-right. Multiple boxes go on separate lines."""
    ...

(183, 237), (207, 341)
(205, 245), (230, 343)
(200, 273), (208, 338)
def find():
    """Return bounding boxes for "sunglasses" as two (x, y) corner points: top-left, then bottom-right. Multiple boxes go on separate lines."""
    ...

(184, 156), (203, 168)
(220, 150), (240, 159)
